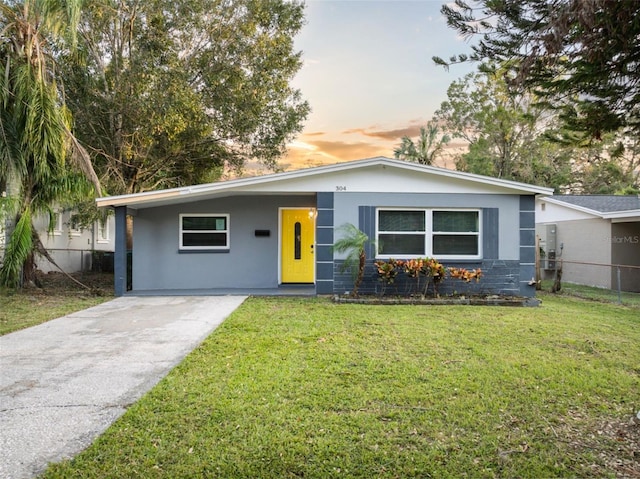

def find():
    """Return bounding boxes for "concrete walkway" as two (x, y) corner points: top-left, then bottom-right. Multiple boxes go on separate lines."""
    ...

(0, 295), (247, 479)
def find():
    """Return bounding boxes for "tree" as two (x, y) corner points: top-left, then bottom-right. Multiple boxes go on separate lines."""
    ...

(555, 131), (640, 194)
(61, 0), (310, 196)
(332, 223), (375, 298)
(435, 69), (573, 190)
(393, 122), (450, 165)
(0, 0), (100, 288)
(434, 0), (640, 140)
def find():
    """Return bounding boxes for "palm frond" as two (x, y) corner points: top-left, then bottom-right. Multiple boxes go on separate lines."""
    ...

(0, 208), (33, 288)
(332, 223), (371, 277)
(1, 0), (96, 289)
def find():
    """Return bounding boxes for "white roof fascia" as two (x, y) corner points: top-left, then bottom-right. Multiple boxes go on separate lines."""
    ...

(543, 197), (640, 222)
(602, 209), (640, 221)
(96, 157), (554, 209)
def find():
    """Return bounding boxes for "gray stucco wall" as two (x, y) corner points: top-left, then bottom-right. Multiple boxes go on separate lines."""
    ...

(132, 195), (314, 291)
(332, 192), (521, 260)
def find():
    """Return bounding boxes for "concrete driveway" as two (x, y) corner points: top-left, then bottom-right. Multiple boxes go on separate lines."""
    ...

(0, 295), (247, 479)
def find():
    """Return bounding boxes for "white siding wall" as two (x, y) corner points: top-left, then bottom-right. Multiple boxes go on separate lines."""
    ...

(33, 211), (115, 273)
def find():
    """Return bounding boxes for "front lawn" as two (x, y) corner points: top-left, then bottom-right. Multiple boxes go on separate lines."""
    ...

(43, 294), (639, 478)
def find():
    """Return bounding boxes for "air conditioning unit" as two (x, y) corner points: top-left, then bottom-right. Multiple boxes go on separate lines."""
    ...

(544, 224), (557, 270)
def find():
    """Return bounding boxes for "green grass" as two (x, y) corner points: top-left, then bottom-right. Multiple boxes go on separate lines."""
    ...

(540, 280), (640, 308)
(0, 289), (110, 335)
(43, 295), (640, 478)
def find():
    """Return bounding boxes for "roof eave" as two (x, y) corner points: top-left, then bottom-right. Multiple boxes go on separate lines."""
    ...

(95, 157), (554, 208)
(602, 209), (640, 219)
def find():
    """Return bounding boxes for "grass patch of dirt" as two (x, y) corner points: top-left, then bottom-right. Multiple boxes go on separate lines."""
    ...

(0, 271), (113, 335)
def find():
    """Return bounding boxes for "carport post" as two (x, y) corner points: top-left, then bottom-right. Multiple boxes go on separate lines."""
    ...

(114, 206), (128, 297)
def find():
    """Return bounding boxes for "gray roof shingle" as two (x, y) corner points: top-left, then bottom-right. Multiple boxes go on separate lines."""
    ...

(551, 195), (640, 213)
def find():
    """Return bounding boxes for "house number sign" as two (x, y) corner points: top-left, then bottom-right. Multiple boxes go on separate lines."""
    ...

(335, 186), (347, 191)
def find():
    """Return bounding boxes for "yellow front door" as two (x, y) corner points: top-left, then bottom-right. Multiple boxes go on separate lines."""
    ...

(281, 209), (315, 283)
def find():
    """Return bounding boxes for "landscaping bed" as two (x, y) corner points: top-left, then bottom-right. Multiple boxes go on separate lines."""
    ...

(333, 294), (541, 307)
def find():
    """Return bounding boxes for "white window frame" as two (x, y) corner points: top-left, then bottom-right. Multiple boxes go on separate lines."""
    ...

(96, 220), (110, 244)
(179, 214), (230, 251)
(375, 208), (482, 260)
(69, 216), (82, 236)
(50, 211), (63, 236)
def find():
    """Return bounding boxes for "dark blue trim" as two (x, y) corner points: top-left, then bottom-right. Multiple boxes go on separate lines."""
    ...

(316, 262), (334, 280)
(520, 195), (535, 210)
(358, 206), (376, 258)
(316, 209), (334, 227)
(482, 208), (499, 259)
(317, 192), (334, 209)
(519, 195), (537, 296)
(520, 246), (535, 263)
(316, 227), (334, 245)
(315, 192), (335, 293)
(316, 245), (333, 262)
(316, 280), (334, 294)
(520, 229), (535, 245)
(114, 206), (127, 297)
(519, 211), (535, 229)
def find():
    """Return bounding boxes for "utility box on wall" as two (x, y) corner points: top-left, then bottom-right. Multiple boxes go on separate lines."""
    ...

(544, 224), (557, 270)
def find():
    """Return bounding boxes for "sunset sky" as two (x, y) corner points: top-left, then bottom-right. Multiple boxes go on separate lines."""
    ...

(280, 0), (478, 171)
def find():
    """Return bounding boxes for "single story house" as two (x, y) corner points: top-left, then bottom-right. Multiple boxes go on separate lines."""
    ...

(96, 157), (553, 297)
(536, 195), (640, 292)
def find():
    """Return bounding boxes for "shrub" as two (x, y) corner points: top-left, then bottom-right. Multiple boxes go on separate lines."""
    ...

(373, 259), (482, 297)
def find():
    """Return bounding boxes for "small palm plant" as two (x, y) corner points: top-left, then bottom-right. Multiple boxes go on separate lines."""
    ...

(332, 223), (375, 297)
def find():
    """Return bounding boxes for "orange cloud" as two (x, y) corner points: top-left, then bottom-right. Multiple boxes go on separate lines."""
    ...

(342, 126), (422, 141)
(279, 119), (467, 172)
(283, 138), (387, 170)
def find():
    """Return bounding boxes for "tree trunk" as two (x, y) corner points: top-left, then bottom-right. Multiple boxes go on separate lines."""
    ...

(551, 260), (563, 293)
(535, 235), (542, 290)
(353, 250), (366, 297)
(21, 249), (39, 288)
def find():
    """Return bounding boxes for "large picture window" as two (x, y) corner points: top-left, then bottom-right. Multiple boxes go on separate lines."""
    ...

(377, 209), (480, 259)
(180, 214), (229, 250)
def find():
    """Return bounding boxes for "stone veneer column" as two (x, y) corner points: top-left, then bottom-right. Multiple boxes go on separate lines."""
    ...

(519, 195), (537, 297)
(315, 192), (334, 294)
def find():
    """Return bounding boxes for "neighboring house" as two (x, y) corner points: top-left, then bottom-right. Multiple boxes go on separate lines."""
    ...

(32, 210), (116, 274)
(0, 208), (116, 274)
(536, 195), (640, 292)
(95, 157), (554, 297)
